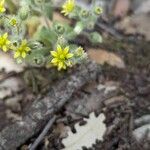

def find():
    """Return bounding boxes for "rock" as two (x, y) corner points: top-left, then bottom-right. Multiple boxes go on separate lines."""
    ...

(134, 115), (150, 128)
(133, 124), (150, 141)
(0, 77), (24, 93)
(0, 52), (24, 73)
(0, 88), (12, 100)
(6, 110), (22, 121)
(132, 0), (150, 14)
(5, 95), (22, 112)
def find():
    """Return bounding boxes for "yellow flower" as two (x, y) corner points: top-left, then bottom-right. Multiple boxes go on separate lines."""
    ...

(14, 40), (31, 59)
(61, 0), (75, 16)
(0, 0), (6, 13)
(10, 18), (17, 26)
(50, 45), (74, 70)
(0, 33), (11, 52)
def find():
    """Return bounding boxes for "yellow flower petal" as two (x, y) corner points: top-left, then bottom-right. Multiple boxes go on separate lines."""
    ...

(0, 0), (5, 13)
(2, 46), (7, 52)
(0, 0), (5, 5)
(50, 51), (57, 57)
(63, 64), (67, 69)
(0, 8), (5, 13)
(0, 33), (11, 52)
(58, 62), (64, 70)
(66, 61), (72, 67)
(25, 47), (31, 52)
(51, 58), (58, 63)
(66, 53), (73, 59)
(57, 45), (63, 54)
(3, 33), (8, 38)
(64, 46), (69, 54)
(21, 52), (26, 58)
(14, 51), (20, 58)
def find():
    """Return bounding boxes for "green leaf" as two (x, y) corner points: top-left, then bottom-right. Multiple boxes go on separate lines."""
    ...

(34, 27), (57, 47)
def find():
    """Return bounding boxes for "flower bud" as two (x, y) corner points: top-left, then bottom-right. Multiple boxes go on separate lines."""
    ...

(9, 18), (17, 26)
(75, 46), (87, 58)
(57, 36), (67, 46)
(80, 9), (89, 18)
(89, 32), (102, 44)
(86, 22), (94, 30)
(19, 6), (29, 20)
(54, 24), (65, 34)
(94, 6), (103, 15)
(33, 54), (45, 65)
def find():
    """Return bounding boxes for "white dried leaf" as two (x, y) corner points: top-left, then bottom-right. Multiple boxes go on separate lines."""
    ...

(0, 52), (24, 73)
(62, 112), (106, 150)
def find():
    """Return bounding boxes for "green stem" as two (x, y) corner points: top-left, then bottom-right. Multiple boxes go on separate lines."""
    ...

(41, 2), (50, 28)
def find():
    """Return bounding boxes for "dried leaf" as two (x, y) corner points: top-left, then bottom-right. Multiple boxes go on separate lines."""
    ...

(54, 123), (71, 138)
(133, 124), (150, 141)
(88, 49), (125, 69)
(0, 77), (24, 99)
(26, 16), (41, 37)
(62, 113), (106, 150)
(113, 0), (130, 18)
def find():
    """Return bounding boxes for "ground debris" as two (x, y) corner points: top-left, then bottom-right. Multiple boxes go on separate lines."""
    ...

(0, 60), (99, 150)
(88, 49), (125, 69)
(0, 52), (24, 73)
(62, 113), (106, 150)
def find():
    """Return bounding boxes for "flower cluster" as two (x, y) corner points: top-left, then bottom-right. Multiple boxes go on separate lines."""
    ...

(0, 0), (31, 62)
(0, 32), (31, 61)
(0, 0), (103, 71)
